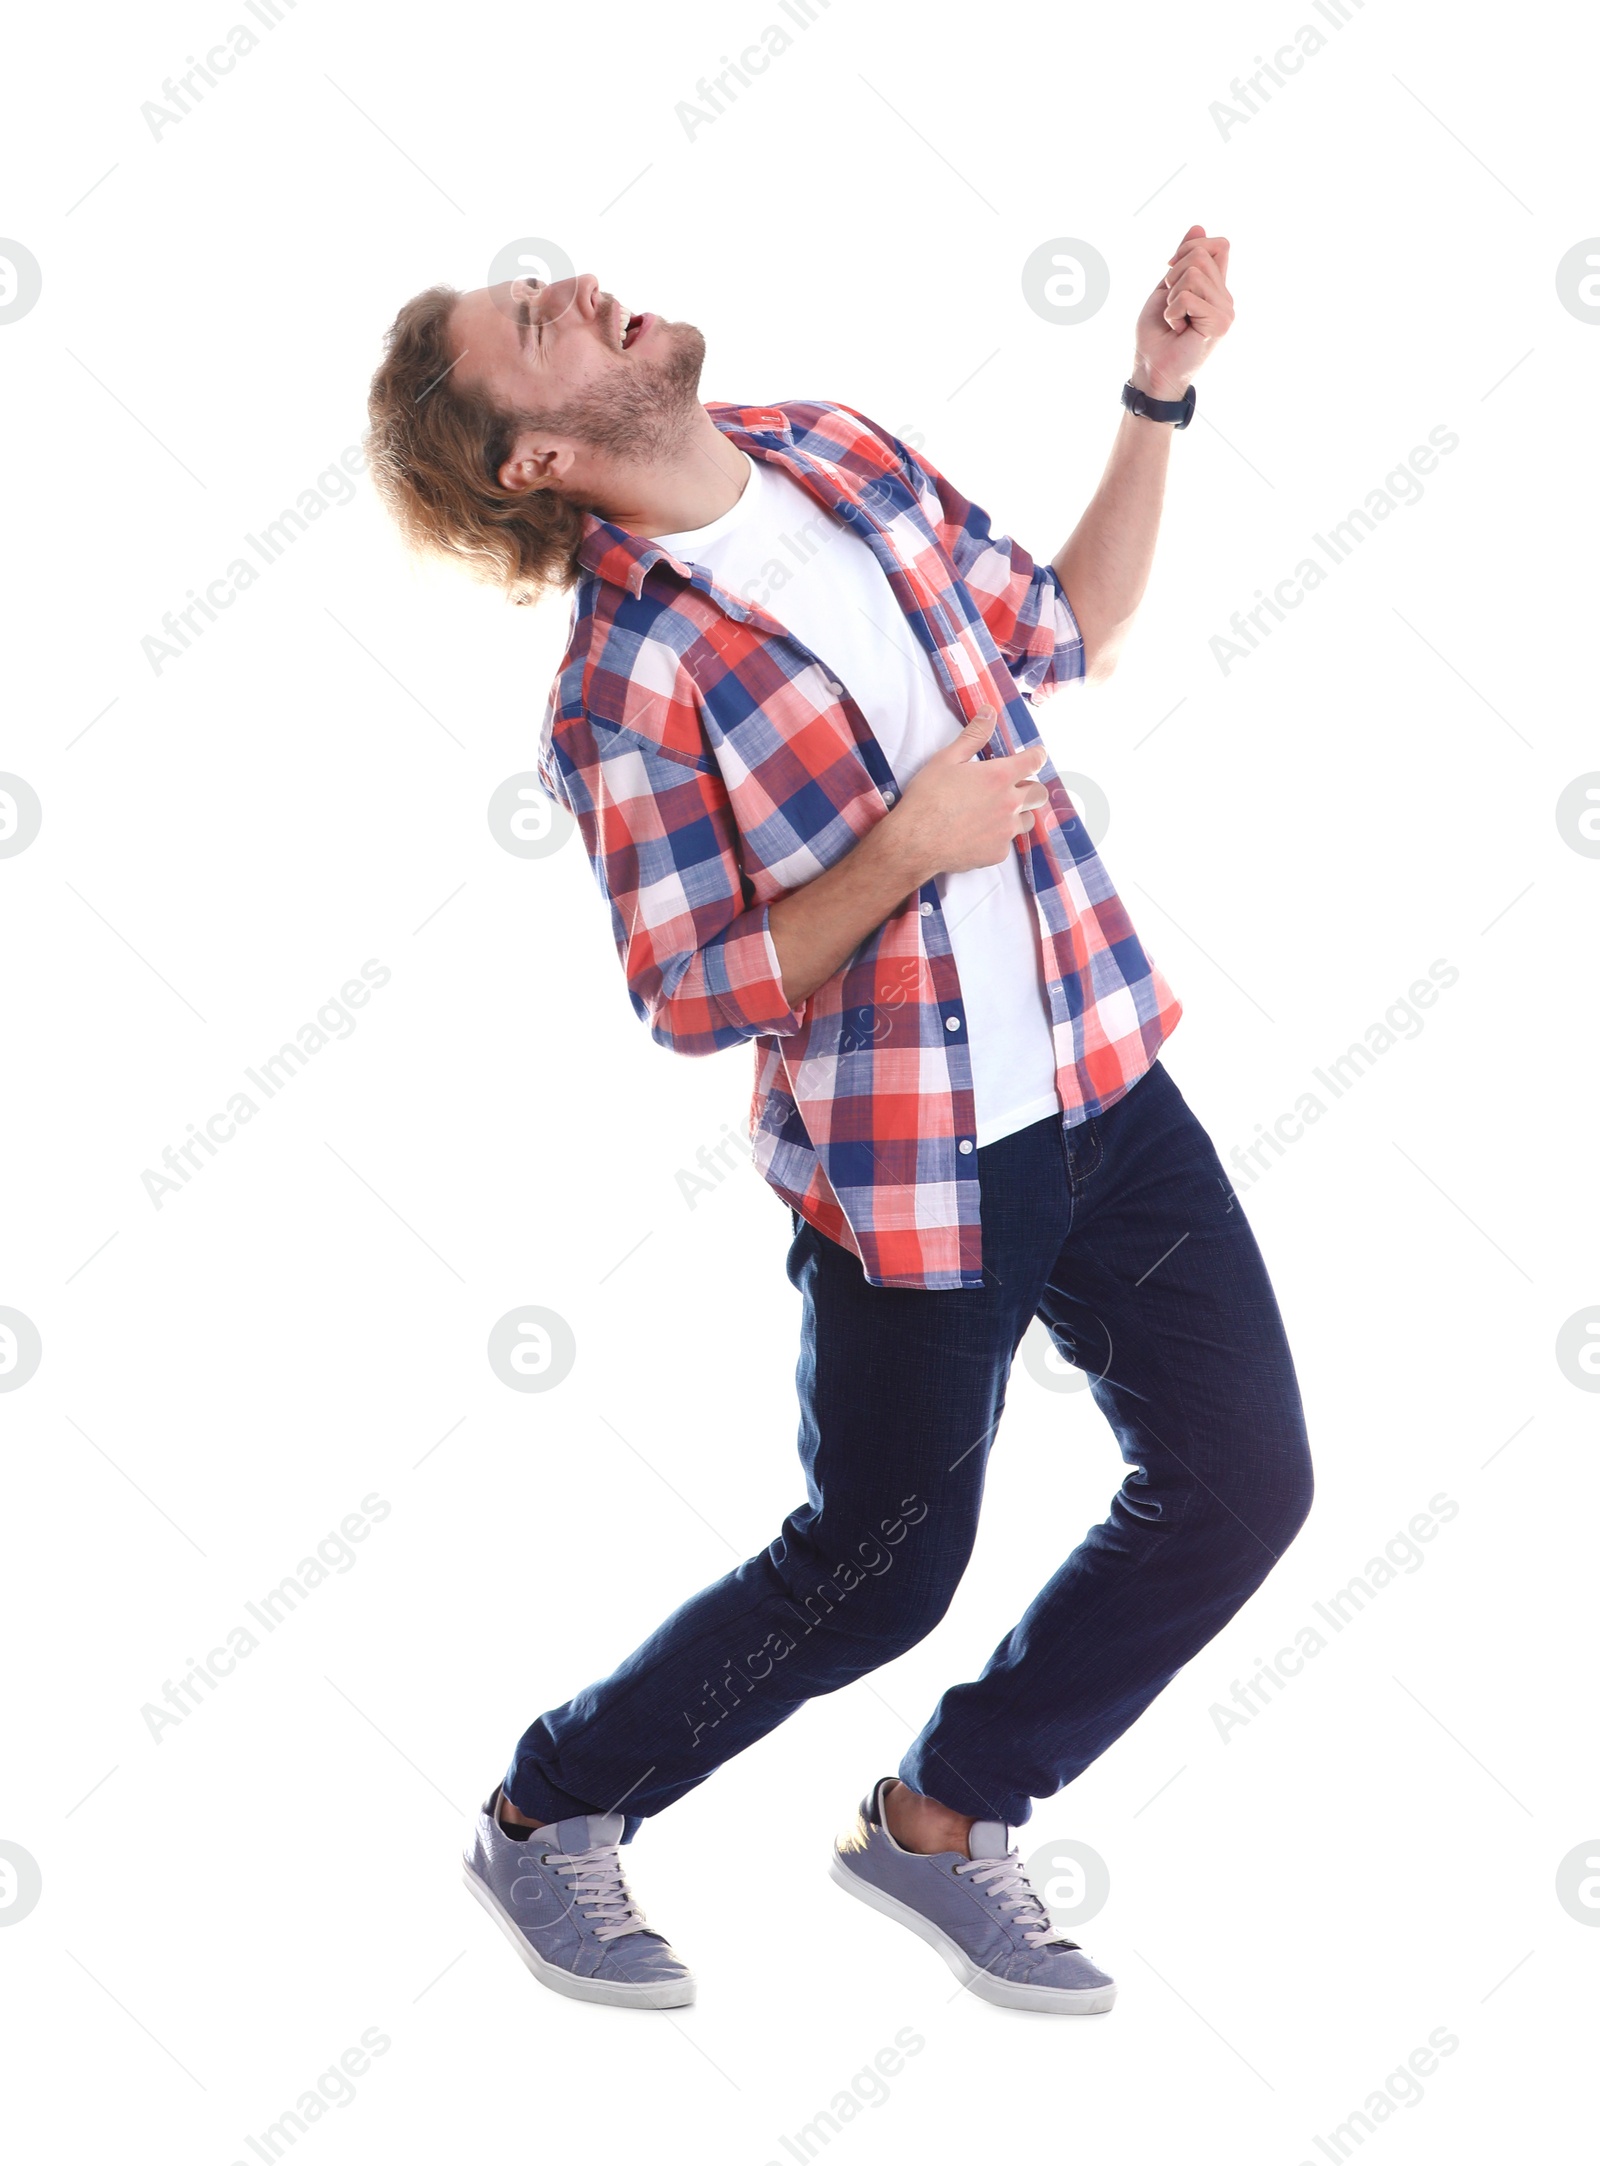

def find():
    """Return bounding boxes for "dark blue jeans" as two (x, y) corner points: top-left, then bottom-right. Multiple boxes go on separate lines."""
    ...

(506, 1059), (1313, 1832)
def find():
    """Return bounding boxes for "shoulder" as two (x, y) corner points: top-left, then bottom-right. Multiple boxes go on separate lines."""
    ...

(707, 397), (911, 481)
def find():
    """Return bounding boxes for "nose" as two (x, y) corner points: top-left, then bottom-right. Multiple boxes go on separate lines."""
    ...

(510, 271), (599, 326)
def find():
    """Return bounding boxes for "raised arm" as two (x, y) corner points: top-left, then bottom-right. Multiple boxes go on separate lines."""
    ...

(1051, 227), (1234, 683)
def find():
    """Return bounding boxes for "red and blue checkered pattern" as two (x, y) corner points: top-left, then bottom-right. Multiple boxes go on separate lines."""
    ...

(538, 399), (1182, 1289)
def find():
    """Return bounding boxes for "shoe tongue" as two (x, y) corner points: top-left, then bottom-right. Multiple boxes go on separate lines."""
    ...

(966, 1820), (1010, 1859)
(541, 1810), (624, 1853)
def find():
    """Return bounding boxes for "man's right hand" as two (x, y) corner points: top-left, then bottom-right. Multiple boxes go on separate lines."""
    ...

(893, 708), (1051, 879)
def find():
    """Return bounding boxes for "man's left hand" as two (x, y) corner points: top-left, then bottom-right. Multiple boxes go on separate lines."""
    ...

(1130, 225), (1233, 401)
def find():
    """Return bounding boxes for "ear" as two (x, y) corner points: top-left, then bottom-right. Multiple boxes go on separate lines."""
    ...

(498, 433), (575, 495)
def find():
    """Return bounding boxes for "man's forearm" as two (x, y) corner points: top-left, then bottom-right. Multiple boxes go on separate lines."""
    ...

(1050, 393), (1174, 685)
(1048, 223), (1234, 681)
(766, 809), (930, 1010)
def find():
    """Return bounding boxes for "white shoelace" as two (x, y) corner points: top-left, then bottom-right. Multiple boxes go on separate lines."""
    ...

(544, 1843), (651, 1941)
(954, 1850), (1070, 1949)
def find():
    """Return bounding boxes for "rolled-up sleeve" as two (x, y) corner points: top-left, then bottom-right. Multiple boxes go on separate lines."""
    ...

(546, 704), (808, 1057)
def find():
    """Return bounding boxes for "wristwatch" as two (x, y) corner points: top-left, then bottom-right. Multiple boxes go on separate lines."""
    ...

(1121, 379), (1196, 428)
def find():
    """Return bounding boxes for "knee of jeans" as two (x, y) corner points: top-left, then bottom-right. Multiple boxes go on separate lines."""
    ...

(868, 1575), (962, 1657)
(1279, 1443), (1315, 1545)
(779, 1559), (961, 1661)
(1215, 1425), (1314, 1555)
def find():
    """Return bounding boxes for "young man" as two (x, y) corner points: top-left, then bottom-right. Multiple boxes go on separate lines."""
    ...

(365, 228), (1312, 2016)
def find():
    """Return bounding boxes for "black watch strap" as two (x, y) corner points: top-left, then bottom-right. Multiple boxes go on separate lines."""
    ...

(1121, 379), (1196, 428)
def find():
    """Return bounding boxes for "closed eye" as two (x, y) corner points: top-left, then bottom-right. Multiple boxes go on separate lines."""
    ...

(515, 286), (548, 356)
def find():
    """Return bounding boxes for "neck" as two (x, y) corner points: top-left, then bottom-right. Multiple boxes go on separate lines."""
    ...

(591, 407), (750, 538)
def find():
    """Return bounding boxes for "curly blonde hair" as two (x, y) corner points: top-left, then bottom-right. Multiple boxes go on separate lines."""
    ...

(364, 285), (586, 606)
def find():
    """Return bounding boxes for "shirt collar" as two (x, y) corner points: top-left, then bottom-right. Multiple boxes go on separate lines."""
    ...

(574, 403), (831, 599)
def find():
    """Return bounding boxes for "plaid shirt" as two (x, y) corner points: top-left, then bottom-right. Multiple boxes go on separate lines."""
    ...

(537, 399), (1181, 1289)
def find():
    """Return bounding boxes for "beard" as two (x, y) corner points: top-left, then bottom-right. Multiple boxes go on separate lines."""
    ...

(529, 320), (708, 469)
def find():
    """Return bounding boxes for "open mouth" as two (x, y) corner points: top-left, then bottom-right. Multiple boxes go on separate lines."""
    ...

(616, 309), (650, 352)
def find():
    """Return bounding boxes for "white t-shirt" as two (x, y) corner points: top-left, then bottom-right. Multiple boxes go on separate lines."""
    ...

(653, 450), (1060, 1148)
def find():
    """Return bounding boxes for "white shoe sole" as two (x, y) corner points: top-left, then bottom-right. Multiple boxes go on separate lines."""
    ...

(461, 1861), (695, 2009)
(828, 1855), (1117, 2015)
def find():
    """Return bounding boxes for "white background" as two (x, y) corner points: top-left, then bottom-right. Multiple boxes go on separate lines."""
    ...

(3, 0), (1597, 2159)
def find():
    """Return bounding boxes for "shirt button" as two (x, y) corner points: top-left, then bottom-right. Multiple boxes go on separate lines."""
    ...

(882, 787), (897, 805)
(919, 901), (933, 915)
(958, 1139), (974, 1154)
(945, 1016), (960, 1031)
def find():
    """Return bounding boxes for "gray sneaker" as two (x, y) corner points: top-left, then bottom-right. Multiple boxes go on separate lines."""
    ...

(830, 1777), (1117, 2014)
(462, 1785), (694, 2009)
